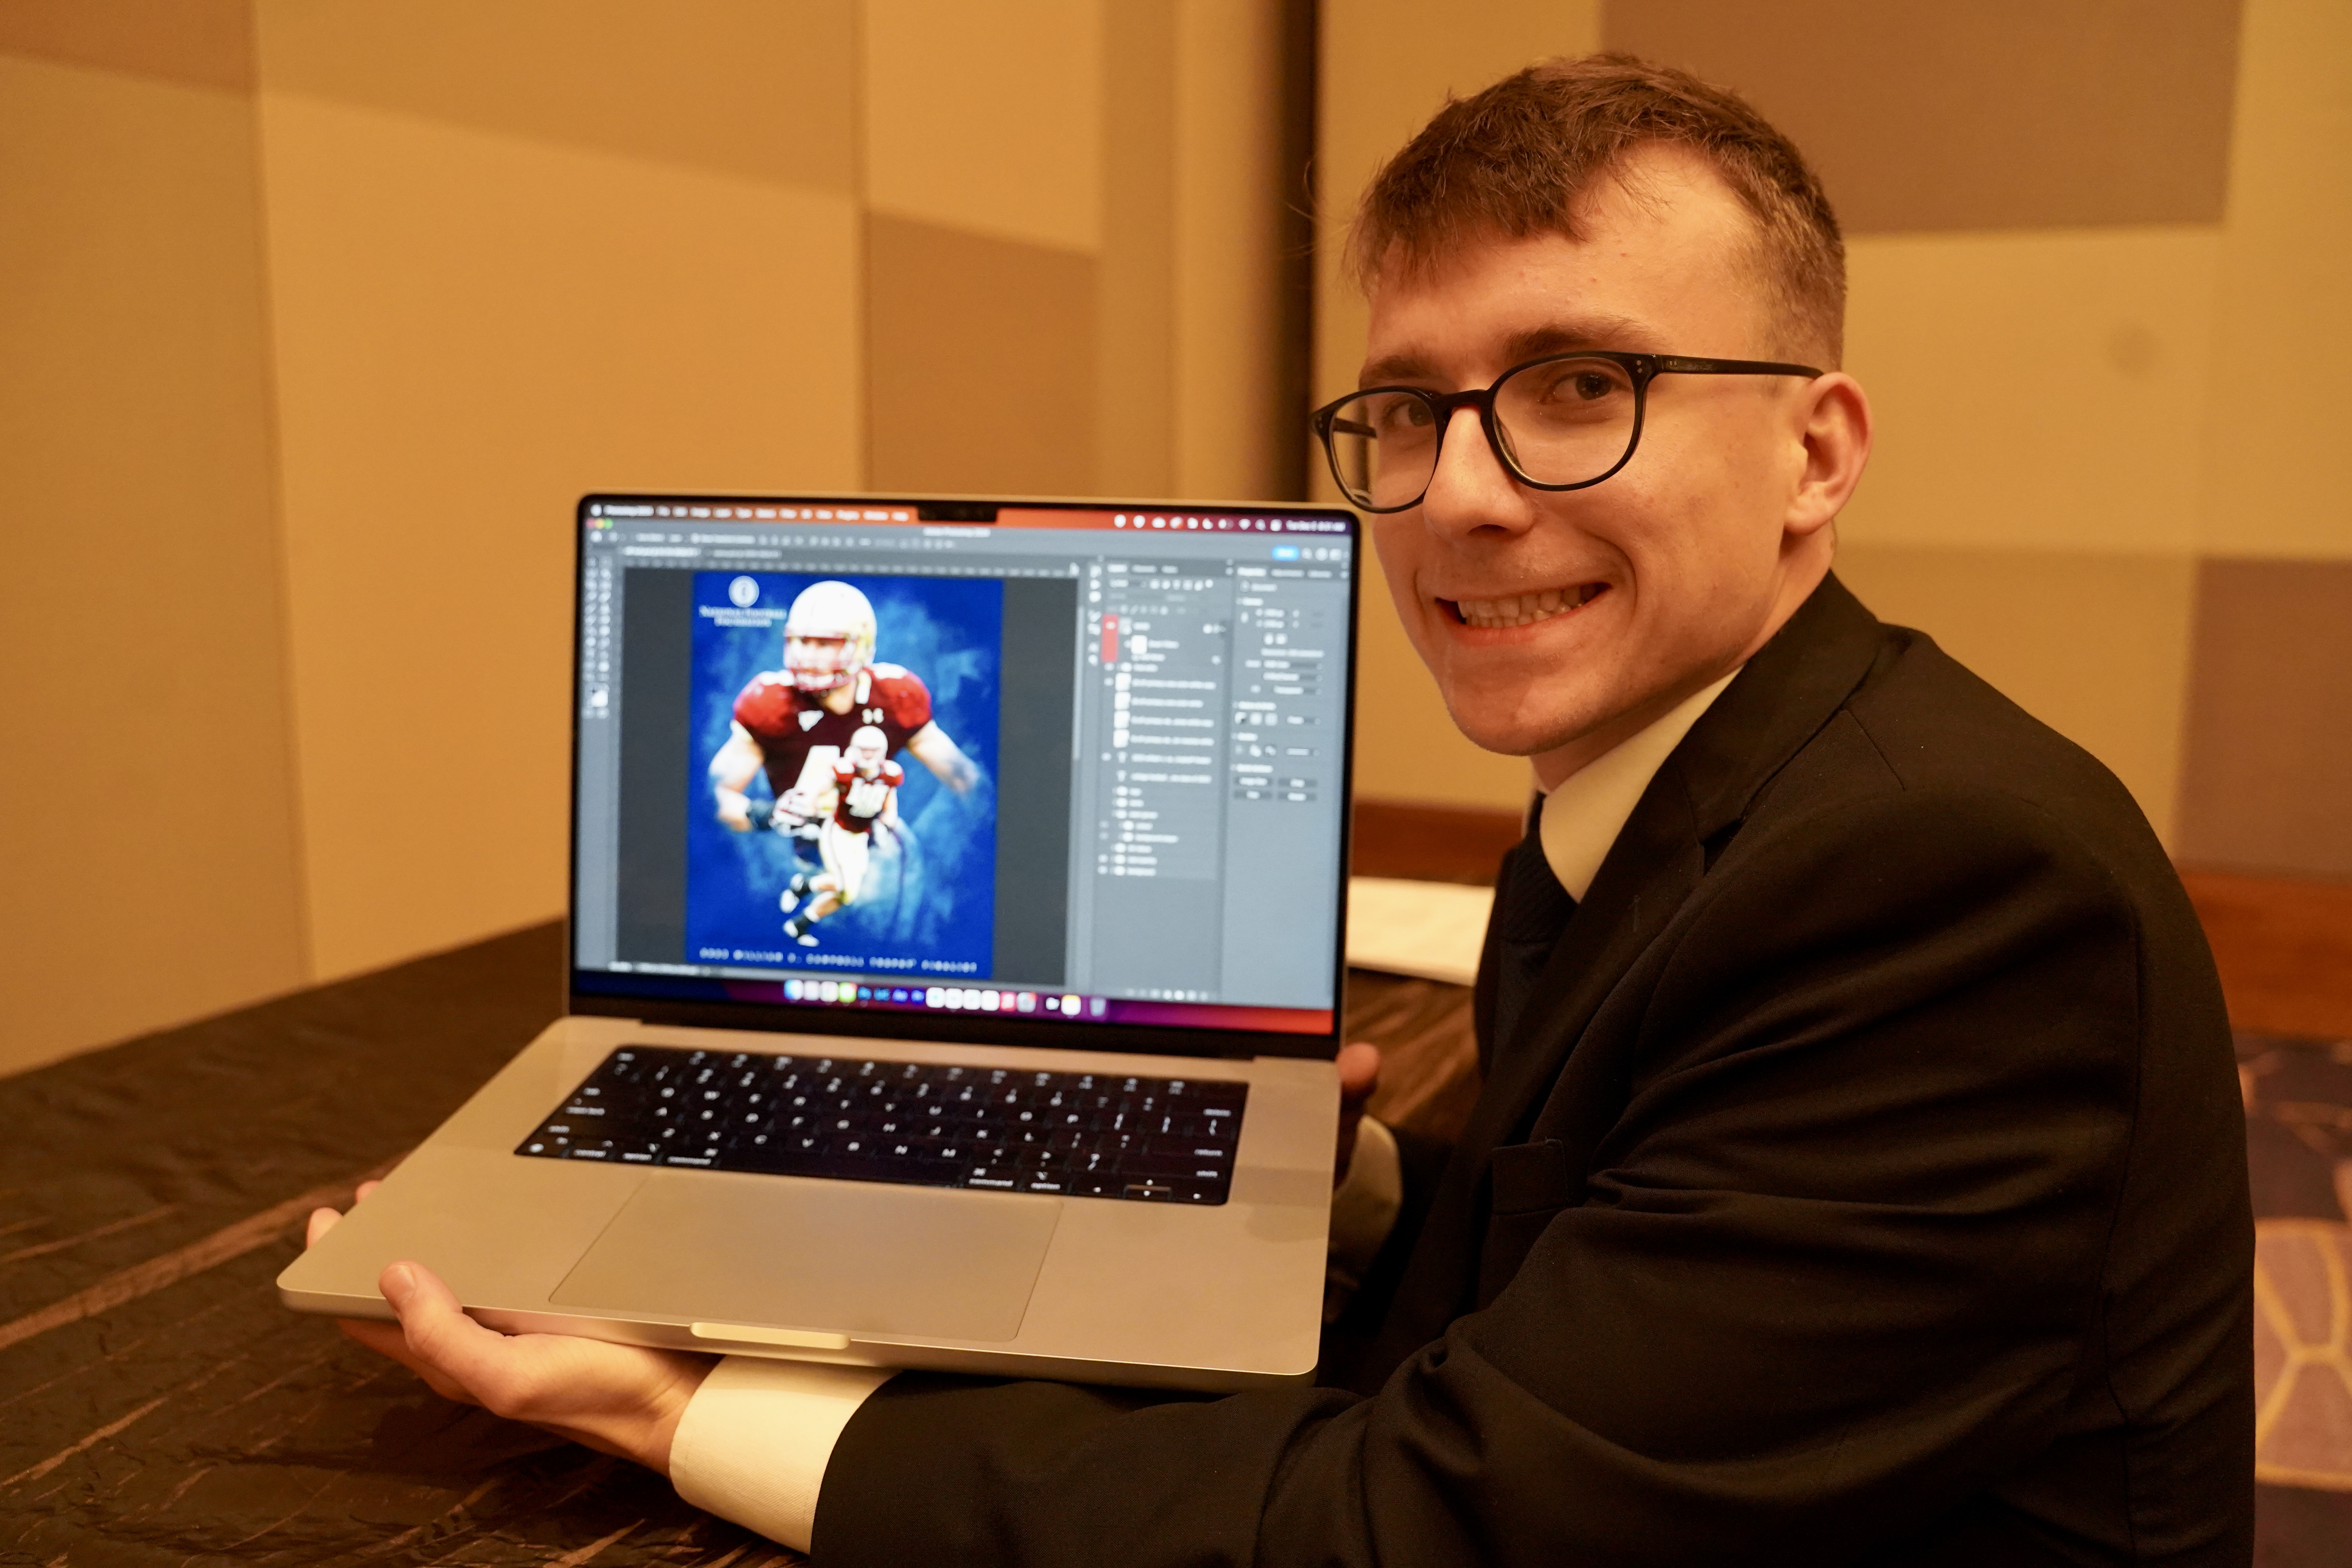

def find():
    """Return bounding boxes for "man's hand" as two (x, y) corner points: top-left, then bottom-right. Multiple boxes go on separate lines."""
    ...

(305, 1049), (1381, 1468)
(306, 1185), (715, 1475)
(1336, 1041), (1381, 1187)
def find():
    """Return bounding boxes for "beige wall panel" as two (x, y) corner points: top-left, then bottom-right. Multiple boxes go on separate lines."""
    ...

(1319, 2), (1601, 812)
(1171, 0), (1284, 501)
(1835, 545), (2196, 842)
(2198, 0), (2352, 559)
(1603, 0), (2241, 233)
(255, 0), (855, 195)
(1095, 0), (1177, 497)
(0, 59), (307, 1071)
(260, 95), (862, 980)
(1839, 227), (2222, 555)
(866, 214), (1096, 496)
(863, 0), (1103, 253)
(2176, 559), (2352, 877)
(0, 0), (252, 93)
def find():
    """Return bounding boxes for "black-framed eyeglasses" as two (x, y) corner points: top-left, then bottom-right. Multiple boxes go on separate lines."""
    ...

(1311, 350), (1824, 514)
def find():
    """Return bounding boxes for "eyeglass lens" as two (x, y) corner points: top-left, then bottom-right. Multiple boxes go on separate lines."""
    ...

(1324, 356), (1639, 510)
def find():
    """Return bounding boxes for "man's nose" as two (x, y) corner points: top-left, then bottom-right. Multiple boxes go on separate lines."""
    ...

(1418, 403), (1528, 537)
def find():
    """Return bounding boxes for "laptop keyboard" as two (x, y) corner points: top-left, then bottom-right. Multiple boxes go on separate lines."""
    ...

(515, 1046), (1252, 1205)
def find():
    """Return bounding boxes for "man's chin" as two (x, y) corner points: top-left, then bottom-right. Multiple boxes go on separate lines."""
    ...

(1439, 698), (1606, 763)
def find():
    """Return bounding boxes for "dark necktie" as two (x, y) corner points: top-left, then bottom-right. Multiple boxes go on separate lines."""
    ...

(1488, 809), (1578, 1058)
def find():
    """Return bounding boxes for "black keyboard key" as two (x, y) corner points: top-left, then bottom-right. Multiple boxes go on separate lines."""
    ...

(517, 1045), (1250, 1204)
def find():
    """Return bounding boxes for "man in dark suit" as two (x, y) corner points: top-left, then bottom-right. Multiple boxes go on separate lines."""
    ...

(310, 55), (2253, 1563)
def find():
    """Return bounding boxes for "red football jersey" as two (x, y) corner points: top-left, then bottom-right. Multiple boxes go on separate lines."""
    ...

(830, 759), (904, 834)
(732, 662), (933, 800)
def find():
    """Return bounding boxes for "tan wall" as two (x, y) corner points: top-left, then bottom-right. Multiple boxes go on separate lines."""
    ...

(0, 43), (309, 1075)
(2202, 0), (2352, 563)
(1, 0), (1301, 1070)
(2174, 0), (2352, 874)
(863, 0), (1103, 500)
(257, 7), (869, 982)
(1833, 548), (2199, 837)
(1170, 0), (1291, 502)
(1831, 225), (2219, 840)
(864, 0), (1293, 505)
(2176, 561), (2352, 878)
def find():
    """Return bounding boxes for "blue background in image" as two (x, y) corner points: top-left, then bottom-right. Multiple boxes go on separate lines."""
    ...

(681, 571), (1001, 980)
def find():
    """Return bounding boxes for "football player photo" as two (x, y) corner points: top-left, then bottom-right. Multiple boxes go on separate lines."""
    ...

(682, 572), (1001, 979)
(776, 724), (904, 946)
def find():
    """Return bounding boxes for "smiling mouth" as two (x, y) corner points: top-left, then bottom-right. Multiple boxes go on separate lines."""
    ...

(1441, 582), (1609, 630)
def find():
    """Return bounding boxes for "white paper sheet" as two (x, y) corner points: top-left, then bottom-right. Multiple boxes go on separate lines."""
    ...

(1344, 875), (1495, 988)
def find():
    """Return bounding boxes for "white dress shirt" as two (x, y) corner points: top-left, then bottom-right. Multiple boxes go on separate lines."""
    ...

(668, 670), (1739, 1549)
(1537, 670), (1737, 901)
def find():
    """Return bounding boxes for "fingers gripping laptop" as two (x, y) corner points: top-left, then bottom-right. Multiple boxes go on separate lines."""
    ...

(280, 493), (1362, 1393)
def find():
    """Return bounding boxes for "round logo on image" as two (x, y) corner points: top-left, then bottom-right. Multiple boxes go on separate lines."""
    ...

(728, 575), (760, 608)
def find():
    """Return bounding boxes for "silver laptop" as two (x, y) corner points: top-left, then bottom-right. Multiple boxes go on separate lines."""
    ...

(280, 492), (1362, 1392)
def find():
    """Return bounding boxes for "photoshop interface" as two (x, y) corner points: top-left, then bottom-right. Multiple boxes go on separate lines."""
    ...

(572, 501), (1354, 1024)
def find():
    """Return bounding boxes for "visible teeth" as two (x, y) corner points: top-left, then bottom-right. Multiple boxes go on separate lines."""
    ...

(1455, 585), (1602, 629)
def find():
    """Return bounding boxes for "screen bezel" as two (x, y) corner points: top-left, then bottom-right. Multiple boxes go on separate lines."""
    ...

(565, 490), (1363, 1063)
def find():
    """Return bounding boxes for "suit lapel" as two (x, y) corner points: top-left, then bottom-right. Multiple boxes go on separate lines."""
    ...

(1474, 782), (1704, 1151)
(1365, 574), (1890, 1360)
(1364, 790), (1703, 1366)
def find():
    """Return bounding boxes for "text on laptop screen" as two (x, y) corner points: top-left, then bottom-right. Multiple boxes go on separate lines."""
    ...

(570, 498), (1357, 1039)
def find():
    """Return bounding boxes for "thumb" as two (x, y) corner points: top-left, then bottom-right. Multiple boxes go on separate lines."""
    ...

(382, 1261), (482, 1357)
(373, 1261), (498, 1408)
(379, 1259), (454, 1323)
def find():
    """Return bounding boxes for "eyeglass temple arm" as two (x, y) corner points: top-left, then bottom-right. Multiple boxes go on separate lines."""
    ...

(1651, 355), (1825, 377)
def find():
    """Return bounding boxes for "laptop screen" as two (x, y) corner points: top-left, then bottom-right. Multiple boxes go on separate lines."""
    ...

(568, 494), (1360, 1057)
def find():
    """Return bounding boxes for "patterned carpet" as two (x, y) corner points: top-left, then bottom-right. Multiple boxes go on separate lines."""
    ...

(2241, 1031), (2352, 1548)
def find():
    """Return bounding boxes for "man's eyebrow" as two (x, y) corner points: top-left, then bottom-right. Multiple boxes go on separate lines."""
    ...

(1501, 314), (1657, 362)
(1357, 350), (1441, 387)
(1357, 314), (1662, 388)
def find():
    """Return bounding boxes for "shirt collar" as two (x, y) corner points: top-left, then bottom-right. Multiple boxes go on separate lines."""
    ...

(1537, 670), (1739, 901)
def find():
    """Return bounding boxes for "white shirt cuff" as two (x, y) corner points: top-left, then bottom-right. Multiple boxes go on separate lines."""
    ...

(1327, 1114), (1403, 1284)
(670, 1356), (897, 1551)
(670, 1125), (1407, 1541)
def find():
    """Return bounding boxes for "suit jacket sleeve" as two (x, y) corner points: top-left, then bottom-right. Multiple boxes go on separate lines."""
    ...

(813, 790), (2144, 1566)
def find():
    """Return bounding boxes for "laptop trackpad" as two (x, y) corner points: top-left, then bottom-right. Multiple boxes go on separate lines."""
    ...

(550, 1174), (1060, 1342)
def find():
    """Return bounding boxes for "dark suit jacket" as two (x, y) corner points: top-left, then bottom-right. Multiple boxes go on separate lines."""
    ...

(816, 574), (2254, 1565)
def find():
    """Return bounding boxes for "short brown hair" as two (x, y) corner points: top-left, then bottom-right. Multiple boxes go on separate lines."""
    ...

(1351, 54), (1846, 365)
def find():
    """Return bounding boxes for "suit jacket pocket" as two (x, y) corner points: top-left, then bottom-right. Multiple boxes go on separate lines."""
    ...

(1478, 1138), (1575, 1307)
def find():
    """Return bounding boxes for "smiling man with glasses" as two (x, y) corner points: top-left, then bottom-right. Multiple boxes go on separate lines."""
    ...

(308, 54), (2252, 1565)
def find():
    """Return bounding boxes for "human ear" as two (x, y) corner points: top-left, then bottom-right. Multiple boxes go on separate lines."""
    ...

(1785, 372), (1872, 539)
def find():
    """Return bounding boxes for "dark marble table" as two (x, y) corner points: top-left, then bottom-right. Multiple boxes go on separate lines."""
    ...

(4, 924), (2344, 1565)
(0, 925), (1474, 1566)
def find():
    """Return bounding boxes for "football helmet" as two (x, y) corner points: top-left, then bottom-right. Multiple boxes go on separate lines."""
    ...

(844, 723), (890, 773)
(782, 580), (876, 693)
